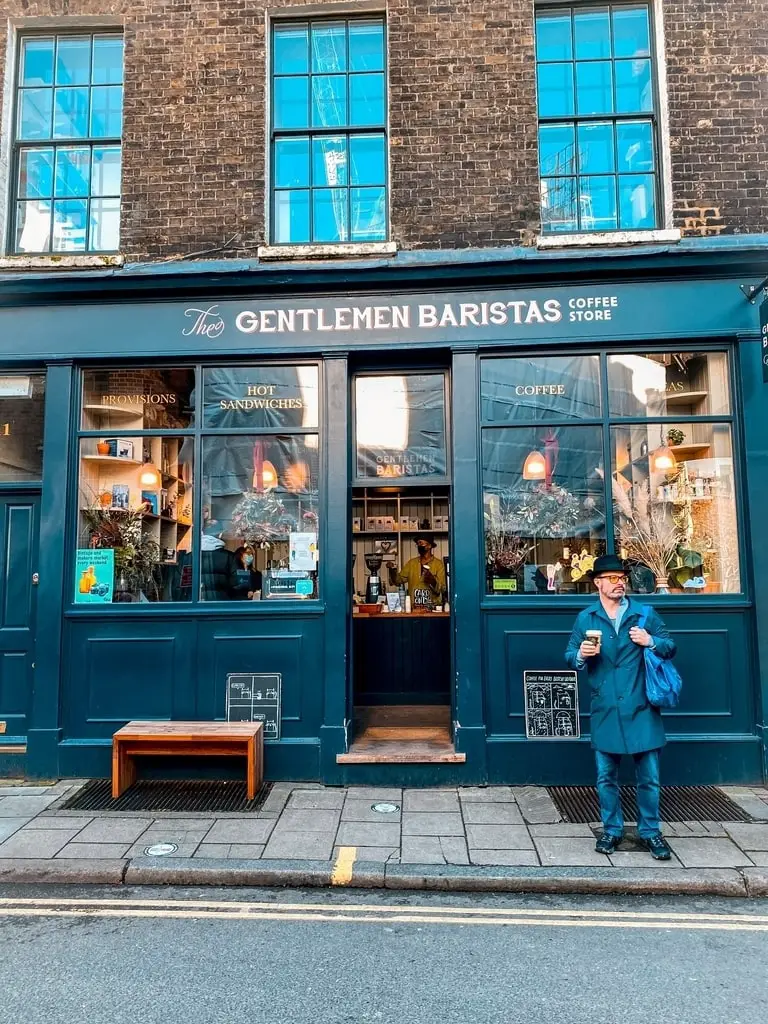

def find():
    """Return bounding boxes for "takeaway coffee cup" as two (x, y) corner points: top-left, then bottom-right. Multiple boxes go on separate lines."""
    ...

(585, 629), (602, 653)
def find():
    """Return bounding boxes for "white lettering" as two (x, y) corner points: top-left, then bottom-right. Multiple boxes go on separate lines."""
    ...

(235, 310), (259, 334)
(373, 306), (390, 329)
(277, 309), (295, 333)
(543, 299), (562, 323)
(184, 305), (225, 338)
(460, 303), (481, 327)
(439, 304), (458, 327)
(316, 307), (334, 331)
(419, 305), (438, 327)
(353, 307), (374, 330)
(335, 307), (352, 330)
(489, 301), (508, 325)
(392, 305), (410, 329)
(525, 301), (545, 324)
(506, 300), (526, 324)
(260, 310), (276, 333)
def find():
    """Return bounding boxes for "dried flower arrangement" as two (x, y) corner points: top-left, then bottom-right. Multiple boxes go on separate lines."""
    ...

(612, 476), (681, 587)
(486, 484), (582, 572)
(81, 503), (161, 598)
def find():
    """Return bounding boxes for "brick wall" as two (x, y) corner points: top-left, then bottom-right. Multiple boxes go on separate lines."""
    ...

(0, 1), (765, 259)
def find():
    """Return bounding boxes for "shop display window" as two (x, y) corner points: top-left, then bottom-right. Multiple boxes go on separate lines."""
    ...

(202, 365), (319, 429)
(0, 373), (46, 481)
(355, 373), (447, 480)
(482, 349), (741, 597)
(76, 434), (194, 603)
(200, 435), (320, 601)
(483, 425), (606, 595)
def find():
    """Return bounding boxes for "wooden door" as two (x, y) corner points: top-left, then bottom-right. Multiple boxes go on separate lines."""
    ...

(0, 494), (39, 742)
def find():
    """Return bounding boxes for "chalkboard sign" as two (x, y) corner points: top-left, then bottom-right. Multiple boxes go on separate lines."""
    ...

(226, 673), (281, 740)
(524, 670), (580, 740)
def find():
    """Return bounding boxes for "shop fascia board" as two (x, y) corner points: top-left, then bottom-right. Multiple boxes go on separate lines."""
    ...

(0, 236), (767, 305)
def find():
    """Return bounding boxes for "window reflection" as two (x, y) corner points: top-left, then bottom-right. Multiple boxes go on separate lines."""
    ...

(355, 374), (446, 479)
(608, 351), (730, 416)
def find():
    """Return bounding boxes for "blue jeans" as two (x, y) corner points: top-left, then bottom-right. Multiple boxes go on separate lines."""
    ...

(595, 749), (661, 839)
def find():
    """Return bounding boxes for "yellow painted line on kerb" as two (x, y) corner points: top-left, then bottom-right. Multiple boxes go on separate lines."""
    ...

(331, 846), (357, 886)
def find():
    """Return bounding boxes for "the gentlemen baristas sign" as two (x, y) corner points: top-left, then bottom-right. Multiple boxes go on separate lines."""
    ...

(182, 294), (621, 339)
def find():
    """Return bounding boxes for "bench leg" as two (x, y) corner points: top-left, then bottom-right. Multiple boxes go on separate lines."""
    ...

(246, 738), (256, 801)
(112, 743), (136, 799)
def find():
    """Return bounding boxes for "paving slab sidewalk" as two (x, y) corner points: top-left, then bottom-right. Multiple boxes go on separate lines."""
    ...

(0, 779), (766, 896)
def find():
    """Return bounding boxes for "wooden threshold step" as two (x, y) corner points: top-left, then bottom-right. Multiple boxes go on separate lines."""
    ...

(337, 741), (466, 764)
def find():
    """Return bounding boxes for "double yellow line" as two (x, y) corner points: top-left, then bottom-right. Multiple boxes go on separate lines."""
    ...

(1, 897), (766, 932)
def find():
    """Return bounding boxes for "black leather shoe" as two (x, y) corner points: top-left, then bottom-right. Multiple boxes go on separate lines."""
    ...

(644, 834), (672, 860)
(595, 832), (622, 855)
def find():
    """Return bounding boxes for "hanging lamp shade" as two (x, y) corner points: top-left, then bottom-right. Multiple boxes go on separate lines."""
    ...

(651, 445), (676, 472)
(522, 449), (547, 480)
(261, 460), (278, 490)
(138, 462), (161, 488)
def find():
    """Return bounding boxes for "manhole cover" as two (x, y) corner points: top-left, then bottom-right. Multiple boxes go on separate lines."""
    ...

(144, 843), (178, 856)
(371, 802), (400, 814)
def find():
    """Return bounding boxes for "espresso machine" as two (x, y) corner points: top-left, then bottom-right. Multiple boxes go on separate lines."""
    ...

(364, 552), (383, 604)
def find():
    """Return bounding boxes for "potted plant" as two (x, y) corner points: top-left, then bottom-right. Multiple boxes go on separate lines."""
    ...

(666, 428), (686, 447)
(81, 503), (162, 600)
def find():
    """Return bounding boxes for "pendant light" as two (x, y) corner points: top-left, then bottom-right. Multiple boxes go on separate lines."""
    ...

(138, 461), (161, 488)
(522, 450), (547, 480)
(651, 427), (676, 472)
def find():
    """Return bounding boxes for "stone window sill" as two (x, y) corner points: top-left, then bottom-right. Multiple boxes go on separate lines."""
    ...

(0, 253), (124, 270)
(536, 229), (681, 250)
(258, 242), (397, 261)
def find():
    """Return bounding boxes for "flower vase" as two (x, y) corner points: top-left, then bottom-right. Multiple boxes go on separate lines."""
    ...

(655, 575), (670, 594)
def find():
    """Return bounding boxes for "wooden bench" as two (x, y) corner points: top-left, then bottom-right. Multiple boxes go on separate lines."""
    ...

(112, 721), (264, 800)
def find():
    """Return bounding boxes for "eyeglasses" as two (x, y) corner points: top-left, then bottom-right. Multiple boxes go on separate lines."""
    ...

(597, 574), (628, 584)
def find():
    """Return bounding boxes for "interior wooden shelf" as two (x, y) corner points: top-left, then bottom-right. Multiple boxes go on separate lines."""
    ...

(672, 443), (712, 457)
(352, 529), (449, 535)
(664, 390), (709, 407)
(82, 455), (142, 466)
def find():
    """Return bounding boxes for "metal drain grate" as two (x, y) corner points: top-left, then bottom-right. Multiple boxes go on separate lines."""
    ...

(548, 785), (753, 824)
(60, 779), (272, 813)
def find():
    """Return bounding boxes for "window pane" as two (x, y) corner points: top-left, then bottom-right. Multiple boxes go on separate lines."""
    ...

(356, 374), (447, 479)
(275, 137), (310, 188)
(313, 188), (348, 242)
(349, 72), (385, 125)
(619, 173), (655, 229)
(613, 6), (651, 58)
(18, 89), (53, 140)
(54, 146), (90, 197)
(611, 424), (739, 594)
(89, 198), (120, 250)
(56, 37), (91, 86)
(200, 435), (320, 601)
(608, 352), (731, 417)
(483, 425), (605, 595)
(90, 85), (123, 136)
(0, 373), (46, 481)
(274, 77), (309, 129)
(82, 367), (195, 430)
(312, 136), (347, 186)
(350, 134), (385, 185)
(203, 366), (319, 429)
(535, 11), (573, 62)
(15, 200), (51, 252)
(91, 146), (122, 195)
(92, 36), (124, 84)
(311, 22), (347, 73)
(351, 186), (386, 240)
(579, 175), (617, 231)
(575, 60), (613, 114)
(540, 177), (578, 233)
(481, 356), (602, 424)
(574, 7), (611, 59)
(536, 63), (574, 117)
(53, 87), (89, 137)
(617, 120), (654, 171)
(52, 199), (87, 251)
(539, 124), (576, 176)
(274, 189), (310, 243)
(312, 74), (347, 127)
(21, 38), (54, 87)
(77, 434), (195, 603)
(349, 21), (384, 71)
(18, 148), (54, 199)
(615, 58), (652, 112)
(577, 122), (615, 174)
(274, 24), (309, 75)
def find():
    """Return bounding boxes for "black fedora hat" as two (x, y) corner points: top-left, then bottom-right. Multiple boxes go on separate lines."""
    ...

(588, 554), (628, 580)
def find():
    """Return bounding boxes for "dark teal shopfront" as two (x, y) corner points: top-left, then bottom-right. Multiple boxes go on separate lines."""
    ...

(0, 237), (767, 786)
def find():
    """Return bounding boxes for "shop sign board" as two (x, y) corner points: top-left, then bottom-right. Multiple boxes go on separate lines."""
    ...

(2, 279), (757, 361)
(524, 670), (580, 739)
(760, 296), (768, 384)
(226, 672), (281, 740)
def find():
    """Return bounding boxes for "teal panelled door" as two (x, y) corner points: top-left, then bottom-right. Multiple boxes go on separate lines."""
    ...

(0, 495), (39, 743)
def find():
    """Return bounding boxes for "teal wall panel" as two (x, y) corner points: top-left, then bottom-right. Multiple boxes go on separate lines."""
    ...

(84, 636), (177, 722)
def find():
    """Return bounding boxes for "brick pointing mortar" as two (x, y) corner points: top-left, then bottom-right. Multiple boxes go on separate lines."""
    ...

(0, 2), (764, 260)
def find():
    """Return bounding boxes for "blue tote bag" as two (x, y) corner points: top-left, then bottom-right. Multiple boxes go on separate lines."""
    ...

(639, 607), (683, 709)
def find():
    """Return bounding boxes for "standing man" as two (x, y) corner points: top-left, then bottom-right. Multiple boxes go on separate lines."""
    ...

(565, 554), (676, 860)
(396, 532), (446, 608)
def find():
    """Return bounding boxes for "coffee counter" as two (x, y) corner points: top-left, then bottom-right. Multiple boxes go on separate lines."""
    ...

(353, 610), (450, 619)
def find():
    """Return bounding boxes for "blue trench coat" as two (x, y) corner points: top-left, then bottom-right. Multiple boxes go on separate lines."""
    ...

(565, 598), (677, 755)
